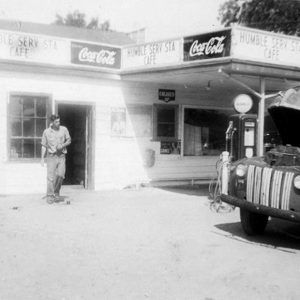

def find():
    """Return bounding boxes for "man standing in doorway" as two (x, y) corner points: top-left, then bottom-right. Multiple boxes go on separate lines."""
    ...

(41, 114), (71, 204)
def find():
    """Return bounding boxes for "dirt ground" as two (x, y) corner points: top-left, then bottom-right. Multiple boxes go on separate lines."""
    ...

(0, 186), (300, 300)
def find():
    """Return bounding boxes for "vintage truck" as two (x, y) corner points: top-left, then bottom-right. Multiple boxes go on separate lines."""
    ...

(221, 87), (300, 235)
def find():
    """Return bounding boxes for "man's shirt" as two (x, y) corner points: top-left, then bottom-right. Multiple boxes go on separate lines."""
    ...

(41, 126), (71, 155)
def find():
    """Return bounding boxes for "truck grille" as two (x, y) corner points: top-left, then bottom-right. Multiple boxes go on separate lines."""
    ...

(246, 165), (294, 210)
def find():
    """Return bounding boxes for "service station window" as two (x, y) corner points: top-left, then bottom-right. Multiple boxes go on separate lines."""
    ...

(8, 94), (51, 160)
(184, 108), (231, 156)
(153, 105), (180, 155)
(153, 104), (178, 140)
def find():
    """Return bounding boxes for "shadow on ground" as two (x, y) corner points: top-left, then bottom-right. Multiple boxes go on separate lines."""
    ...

(214, 218), (300, 253)
(158, 184), (210, 197)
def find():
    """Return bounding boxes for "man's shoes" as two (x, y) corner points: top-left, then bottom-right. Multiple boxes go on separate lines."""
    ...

(46, 194), (63, 204)
(46, 195), (55, 204)
(54, 194), (62, 202)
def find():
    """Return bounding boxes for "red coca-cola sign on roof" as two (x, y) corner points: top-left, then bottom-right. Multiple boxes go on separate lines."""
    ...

(71, 42), (121, 69)
(184, 29), (231, 62)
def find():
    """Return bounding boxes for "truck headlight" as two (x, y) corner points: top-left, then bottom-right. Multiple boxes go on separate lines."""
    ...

(236, 164), (248, 177)
(294, 175), (300, 189)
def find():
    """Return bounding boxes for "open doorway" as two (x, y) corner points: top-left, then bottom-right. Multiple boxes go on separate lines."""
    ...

(56, 103), (94, 189)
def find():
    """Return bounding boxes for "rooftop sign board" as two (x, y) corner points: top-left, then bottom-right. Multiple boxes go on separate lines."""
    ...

(71, 41), (121, 69)
(0, 29), (122, 70)
(183, 29), (231, 62)
(0, 25), (300, 74)
(231, 26), (300, 68)
(122, 39), (182, 69)
(0, 30), (70, 65)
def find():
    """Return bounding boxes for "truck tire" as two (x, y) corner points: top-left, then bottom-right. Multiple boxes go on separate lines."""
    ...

(240, 209), (268, 235)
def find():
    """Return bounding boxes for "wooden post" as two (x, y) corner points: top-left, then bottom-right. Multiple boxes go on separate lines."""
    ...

(257, 77), (265, 157)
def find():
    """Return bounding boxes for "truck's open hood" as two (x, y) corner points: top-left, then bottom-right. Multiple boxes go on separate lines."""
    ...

(268, 88), (300, 147)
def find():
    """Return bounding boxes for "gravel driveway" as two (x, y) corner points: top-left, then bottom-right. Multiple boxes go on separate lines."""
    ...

(0, 186), (299, 300)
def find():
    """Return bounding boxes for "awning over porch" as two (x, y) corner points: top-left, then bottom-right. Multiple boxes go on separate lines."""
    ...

(121, 59), (300, 156)
(121, 58), (300, 99)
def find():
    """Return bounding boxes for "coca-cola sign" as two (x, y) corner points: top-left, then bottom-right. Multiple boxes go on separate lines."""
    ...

(71, 42), (121, 69)
(184, 29), (231, 61)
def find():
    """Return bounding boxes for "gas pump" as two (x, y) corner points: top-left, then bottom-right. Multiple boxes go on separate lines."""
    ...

(226, 114), (257, 162)
(214, 94), (257, 204)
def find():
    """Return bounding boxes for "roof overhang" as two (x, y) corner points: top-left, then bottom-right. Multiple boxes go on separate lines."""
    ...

(120, 58), (300, 106)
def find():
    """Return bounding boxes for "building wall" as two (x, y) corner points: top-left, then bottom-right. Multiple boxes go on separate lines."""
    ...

(0, 70), (127, 193)
(0, 69), (233, 194)
(120, 81), (233, 185)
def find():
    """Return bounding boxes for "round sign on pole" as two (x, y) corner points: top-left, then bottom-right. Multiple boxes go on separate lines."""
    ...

(233, 94), (253, 114)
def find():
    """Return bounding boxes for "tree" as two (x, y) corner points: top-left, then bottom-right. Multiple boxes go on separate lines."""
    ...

(53, 10), (111, 31)
(219, 0), (300, 36)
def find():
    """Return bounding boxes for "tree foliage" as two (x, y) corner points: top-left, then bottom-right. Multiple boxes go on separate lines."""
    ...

(54, 10), (111, 31)
(219, 0), (300, 36)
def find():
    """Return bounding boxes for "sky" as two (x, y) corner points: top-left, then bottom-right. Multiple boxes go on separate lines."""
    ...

(0, 0), (226, 41)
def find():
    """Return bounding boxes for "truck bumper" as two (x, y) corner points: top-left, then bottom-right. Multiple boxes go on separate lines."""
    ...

(220, 194), (300, 223)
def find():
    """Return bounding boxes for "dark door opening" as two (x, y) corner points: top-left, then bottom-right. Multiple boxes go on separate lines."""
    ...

(57, 103), (93, 187)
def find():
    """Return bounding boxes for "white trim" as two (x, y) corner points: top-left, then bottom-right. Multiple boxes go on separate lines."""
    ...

(51, 98), (55, 114)
(121, 57), (233, 74)
(180, 104), (184, 157)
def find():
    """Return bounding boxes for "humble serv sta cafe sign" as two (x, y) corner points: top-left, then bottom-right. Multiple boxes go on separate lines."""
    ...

(0, 30), (70, 65)
(122, 39), (181, 69)
(184, 29), (231, 61)
(71, 41), (121, 69)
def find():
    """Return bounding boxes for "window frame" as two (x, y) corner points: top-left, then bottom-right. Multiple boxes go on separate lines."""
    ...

(182, 105), (234, 157)
(153, 104), (179, 141)
(7, 92), (52, 162)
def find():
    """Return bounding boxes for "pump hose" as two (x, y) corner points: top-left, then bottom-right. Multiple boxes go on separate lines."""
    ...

(208, 155), (235, 213)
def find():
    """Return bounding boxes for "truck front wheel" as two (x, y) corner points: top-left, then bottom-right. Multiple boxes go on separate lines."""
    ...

(240, 209), (268, 235)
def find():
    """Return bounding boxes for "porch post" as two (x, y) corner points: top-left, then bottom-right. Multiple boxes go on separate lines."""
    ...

(257, 77), (265, 156)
